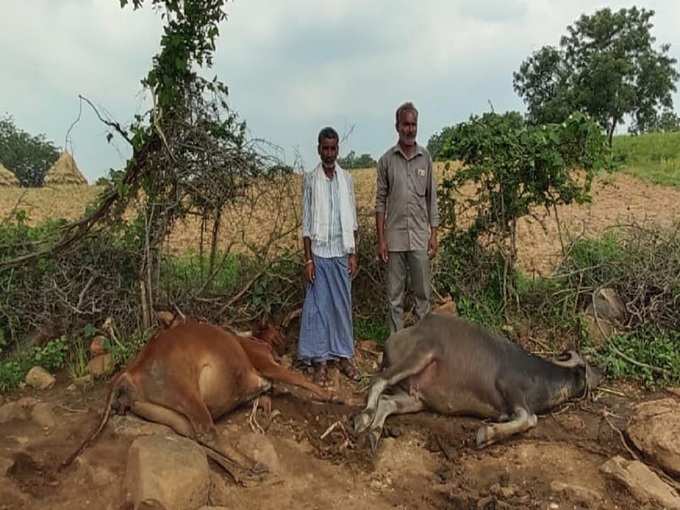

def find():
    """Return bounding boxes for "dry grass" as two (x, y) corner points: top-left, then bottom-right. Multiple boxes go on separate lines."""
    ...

(2, 164), (680, 276)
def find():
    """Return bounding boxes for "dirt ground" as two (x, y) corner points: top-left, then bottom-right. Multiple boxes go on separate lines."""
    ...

(0, 344), (670, 510)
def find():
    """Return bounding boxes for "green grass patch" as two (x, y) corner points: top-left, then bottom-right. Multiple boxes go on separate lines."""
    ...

(612, 131), (680, 187)
(593, 326), (680, 388)
(354, 318), (390, 345)
(161, 250), (240, 293)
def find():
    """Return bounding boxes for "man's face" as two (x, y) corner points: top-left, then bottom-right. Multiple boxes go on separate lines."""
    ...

(397, 110), (418, 147)
(318, 137), (339, 169)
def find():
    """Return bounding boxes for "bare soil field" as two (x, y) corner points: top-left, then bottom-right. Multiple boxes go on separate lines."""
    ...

(0, 345), (662, 510)
(2, 169), (680, 275)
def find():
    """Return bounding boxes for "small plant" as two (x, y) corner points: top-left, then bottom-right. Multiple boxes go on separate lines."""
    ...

(353, 318), (390, 345)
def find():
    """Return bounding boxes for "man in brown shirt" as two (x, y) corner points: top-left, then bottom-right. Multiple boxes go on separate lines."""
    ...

(375, 102), (439, 333)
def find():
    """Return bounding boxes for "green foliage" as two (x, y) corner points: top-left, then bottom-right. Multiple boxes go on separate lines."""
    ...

(0, 337), (68, 392)
(513, 7), (680, 144)
(353, 318), (390, 345)
(595, 327), (680, 387)
(338, 151), (377, 170)
(0, 115), (60, 186)
(436, 111), (607, 307)
(161, 251), (240, 294)
(612, 131), (680, 187)
(427, 125), (457, 161)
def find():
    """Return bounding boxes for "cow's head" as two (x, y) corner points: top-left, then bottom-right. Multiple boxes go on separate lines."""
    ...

(553, 350), (603, 392)
(253, 319), (287, 356)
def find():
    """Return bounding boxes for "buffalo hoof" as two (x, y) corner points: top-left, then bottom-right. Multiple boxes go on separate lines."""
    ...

(475, 425), (494, 449)
(353, 411), (373, 435)
(368, 429), (382, 454)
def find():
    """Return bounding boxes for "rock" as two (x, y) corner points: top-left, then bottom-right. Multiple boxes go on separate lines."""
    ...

(592, 287), (626, 324)
(234, 432), (281, 473)
(16, 397), (38, 409)
(73, 374), (94, 387)
(627, 398), (680, 477)
(31, 402), (56, 429)
(125, 434), (210, 510)
(583, 312), (614, 348)
(0, 402), (28, 424)
(25, 366), (56, 390)
(600, 456), (680, 509)
(89, 335), (108, 356)
(87, 353), (113, 377)
(0, 456), (15, 476)
(111, 414), (173, 437)
(77, 457), (117, 486)
(550, 480), (602, 505)
(357, 340), (381, 354)
(433, 296), (457, 316)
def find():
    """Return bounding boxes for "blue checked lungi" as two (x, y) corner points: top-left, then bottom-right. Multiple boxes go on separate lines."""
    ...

(298, 254), (354, 363)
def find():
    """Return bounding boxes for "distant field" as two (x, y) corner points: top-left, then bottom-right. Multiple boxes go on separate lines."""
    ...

(2, 148), (680, 275)
(612, 131), (680, 187)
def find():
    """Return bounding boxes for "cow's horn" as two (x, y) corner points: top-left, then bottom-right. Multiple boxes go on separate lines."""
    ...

(553, 350), (583, 368)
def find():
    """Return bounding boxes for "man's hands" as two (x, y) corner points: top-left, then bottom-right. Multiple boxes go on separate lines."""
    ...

(304, 259), (315, 284)
(378, 238), (389, 263)
(349, 254), (358, 278)
(428, 232), (438, 258)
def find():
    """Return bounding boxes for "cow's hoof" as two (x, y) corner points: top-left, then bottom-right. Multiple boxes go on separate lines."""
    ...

(368, 429), (382, 454)
(353, 411), (372, 434)
(475, 426), (494, 449)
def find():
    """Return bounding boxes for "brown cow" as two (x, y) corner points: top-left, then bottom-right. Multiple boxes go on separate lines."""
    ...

(62, 318), (335, 481)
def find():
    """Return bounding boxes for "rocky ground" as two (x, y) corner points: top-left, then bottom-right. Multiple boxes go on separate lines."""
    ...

(2, 346), (680, 510)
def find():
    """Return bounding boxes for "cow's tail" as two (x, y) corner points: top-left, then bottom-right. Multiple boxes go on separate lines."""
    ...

(59, 371), (127, 470)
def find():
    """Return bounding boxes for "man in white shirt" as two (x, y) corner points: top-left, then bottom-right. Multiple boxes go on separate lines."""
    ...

(298, 127), (360, 385)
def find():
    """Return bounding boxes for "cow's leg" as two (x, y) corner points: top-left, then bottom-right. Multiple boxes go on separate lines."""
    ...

(475, 407), (538, 448)
(365, 390), (424, 453)
(354, 350), (434, 434)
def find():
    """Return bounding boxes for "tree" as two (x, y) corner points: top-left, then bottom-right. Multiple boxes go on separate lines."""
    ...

(513, 7), (679, 145)
(437, 111), (608, 307)
(338, 150), (376, 169)
(0, 115), (60, 186)
(649, 109), (680, 132)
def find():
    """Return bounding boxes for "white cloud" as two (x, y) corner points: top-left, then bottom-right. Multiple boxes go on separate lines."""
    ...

(1, 0), (678, 176)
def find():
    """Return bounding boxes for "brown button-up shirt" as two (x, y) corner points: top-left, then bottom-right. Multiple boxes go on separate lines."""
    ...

(375, 144), (440, 252)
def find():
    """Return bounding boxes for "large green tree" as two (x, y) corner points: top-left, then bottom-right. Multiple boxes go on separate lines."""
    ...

(513, 7), (679, 145)
(0, 115), (60, 186)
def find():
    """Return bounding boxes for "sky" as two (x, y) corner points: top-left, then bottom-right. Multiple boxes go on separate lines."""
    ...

(1, 0), (679, 182)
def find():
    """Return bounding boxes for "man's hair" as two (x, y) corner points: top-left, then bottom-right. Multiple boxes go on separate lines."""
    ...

(395, 101), (418, 125)
(318, 126), (339, 144)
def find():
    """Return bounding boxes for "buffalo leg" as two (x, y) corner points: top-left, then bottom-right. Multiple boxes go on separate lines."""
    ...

(365, 390), (424, 452)
(354, 350), (434, 433)
(475, 407), (538, 448)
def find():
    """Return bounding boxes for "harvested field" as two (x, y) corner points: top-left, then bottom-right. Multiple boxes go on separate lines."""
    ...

(3, 168), (680, 275)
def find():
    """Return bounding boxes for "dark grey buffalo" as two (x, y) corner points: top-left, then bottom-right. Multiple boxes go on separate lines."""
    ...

(354, 312), (602, 450)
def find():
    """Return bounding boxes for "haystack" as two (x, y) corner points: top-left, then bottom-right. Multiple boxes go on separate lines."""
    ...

(0, 162), (20, 187)
(44, 151), (88, 186)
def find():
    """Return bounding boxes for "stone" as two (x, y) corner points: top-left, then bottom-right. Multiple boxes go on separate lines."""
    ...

(24, 366), (56, 390)
(89, 335), (108, 356)
(125, 434), (210, 510)
(592, 287), (626, 323)
(627, 398), (680, 477)
(550, 480), (602, 506)
(31, 402), (56, 429)
(600, 456), (680, 509)
(234, 431), (281, 473)
(87, 353), (113, 378)
(16, 397), (38, 409)
(582, 312), (614, 348)
(0, 456), (14, 476)
(111, 414), (173, 437)
(0, 402), (28, 424)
